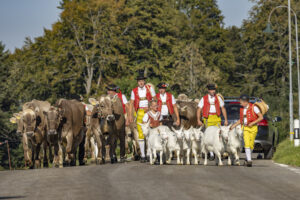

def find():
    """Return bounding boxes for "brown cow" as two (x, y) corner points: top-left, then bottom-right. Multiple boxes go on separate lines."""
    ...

(97, 94), (125, 164)
(56, 99), (86, 166)
(22, 100), (51, 168)
(125, 106), (140, 160)
(176, 100), (198, 129)
(43, 106), (63, 168)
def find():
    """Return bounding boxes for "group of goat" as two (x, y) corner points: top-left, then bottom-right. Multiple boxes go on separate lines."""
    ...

(139, 122), (244, 166)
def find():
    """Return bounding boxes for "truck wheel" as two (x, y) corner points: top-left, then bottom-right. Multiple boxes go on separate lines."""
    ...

(264, 147), (274, 159)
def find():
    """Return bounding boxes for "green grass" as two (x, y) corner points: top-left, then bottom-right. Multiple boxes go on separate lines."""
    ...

(273, 139), (300, 167)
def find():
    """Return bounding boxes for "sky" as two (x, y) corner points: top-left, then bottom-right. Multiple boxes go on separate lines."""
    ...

(0, 0), (254, 52)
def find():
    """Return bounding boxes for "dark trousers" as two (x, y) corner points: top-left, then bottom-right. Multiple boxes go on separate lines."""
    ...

(119, 127), (126, 158)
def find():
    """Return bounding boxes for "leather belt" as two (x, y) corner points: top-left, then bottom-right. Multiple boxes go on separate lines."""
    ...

(162, 102), (167, 105)
(139, 97), (147, 100)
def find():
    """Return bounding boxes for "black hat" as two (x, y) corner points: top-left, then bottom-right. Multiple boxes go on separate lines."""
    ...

(157, 83), (169, 89)
(207, 83), (217, 90)
(136, 74), (147, 80)
(106, 84), (119, 91)
(240, 94), (250, 101)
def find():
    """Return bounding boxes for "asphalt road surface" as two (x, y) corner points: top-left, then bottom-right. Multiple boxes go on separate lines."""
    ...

(1, 157), (300, 200)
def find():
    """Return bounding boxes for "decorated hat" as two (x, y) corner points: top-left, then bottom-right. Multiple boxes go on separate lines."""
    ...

(157, 82), (169, 89)
(105, 84), (119, 91)
(207, 83), (217, 90)
(240, 94), (250, 101)
(136, 74), (147, 80)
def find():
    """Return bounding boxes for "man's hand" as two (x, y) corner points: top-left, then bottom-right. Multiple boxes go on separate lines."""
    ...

(125, 118), (130, 126)
(175, 119), (180, 126)
(128, 116), (133, 124)
(198, 120), (203, 126)
(248, 122), (255, 127)
(224, 120), (228, 126)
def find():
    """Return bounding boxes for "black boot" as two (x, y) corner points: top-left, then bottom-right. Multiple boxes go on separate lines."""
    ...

(140, 157), (146, 163)
(134, 154), (140, 161)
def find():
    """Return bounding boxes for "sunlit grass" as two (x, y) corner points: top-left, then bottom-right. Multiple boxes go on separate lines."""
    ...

(273, 139), (300, 167)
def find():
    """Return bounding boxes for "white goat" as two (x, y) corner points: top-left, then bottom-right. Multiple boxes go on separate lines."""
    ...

(139, 122), (166, 165)
(160, 126), (181, 165)
(190, 127), (204, 165)
(172, 126), (193, 165)
(226, 125), (243, 166)
(202, 125), (231, 166)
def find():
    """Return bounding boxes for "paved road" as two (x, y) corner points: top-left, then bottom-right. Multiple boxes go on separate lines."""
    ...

(0, 158), (300, 200)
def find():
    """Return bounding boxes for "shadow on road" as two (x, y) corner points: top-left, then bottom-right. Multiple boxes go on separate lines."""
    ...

(0, 196), (26, 199)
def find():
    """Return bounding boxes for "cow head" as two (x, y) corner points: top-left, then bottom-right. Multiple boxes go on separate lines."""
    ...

(43, 106), (60, 135)
(22, 109), (37, 137)
(98, 95), (115, 121)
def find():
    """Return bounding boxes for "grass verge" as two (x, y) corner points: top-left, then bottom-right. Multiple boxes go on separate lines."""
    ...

(273, 139), (300, 167)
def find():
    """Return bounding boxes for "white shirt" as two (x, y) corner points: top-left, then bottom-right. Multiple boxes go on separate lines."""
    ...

(143, 111), (163, 123)
(243, 105), (260, 125)
(130, 86), (156, 108)
(159, 93), (176, 116)
(198, 95), (224, 113)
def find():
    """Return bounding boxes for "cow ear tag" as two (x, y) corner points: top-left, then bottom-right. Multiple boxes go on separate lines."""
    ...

(89, 98), (97, 106)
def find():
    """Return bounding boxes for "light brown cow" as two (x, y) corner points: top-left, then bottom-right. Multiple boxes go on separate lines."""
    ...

(56, 99), (86, 166)
(22, 100), (51, 168)
(97, 94), (125, 164)
(177, 100), (198, 129)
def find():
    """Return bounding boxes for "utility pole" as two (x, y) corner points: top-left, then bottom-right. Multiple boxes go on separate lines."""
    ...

(288, 0), (294, 141)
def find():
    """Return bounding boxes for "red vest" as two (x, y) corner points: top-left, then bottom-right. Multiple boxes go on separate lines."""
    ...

(156, 92), (174, 115)
(133, 85), (152, 111)
(202, 94), (221, 118)
(240, 103), (258, 125)
(147, 112), (161, 128)
(117, 93), (126, 114)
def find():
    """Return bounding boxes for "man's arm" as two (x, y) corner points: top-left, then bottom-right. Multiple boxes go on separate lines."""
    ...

(248, 112), (263, 127)
(173, 104), (180, 126)
(221, 106), (228, 126)
(230, 120), (241, 130)
(197, 107), (203, 126)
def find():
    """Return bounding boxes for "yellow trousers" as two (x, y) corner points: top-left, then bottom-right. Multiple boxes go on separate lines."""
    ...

(136, 109), (146, 140)
(203, 115), (221, 128)
(243, 125), (258, 150)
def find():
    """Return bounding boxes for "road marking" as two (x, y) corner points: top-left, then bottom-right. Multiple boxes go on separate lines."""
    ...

(274, 162), (300, 175)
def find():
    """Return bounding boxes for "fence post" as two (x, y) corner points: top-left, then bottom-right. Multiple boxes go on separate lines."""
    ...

(5, 140), (12, 170)
(294, 119), (300, 147)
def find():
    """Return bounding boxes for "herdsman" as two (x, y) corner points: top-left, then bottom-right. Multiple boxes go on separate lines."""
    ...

(129, 74), (156, 162)
(230, 94), (263, 167)
(106, 84), (129, 162)
(156, 83), (180, 127)
(197, 84), (228, 127)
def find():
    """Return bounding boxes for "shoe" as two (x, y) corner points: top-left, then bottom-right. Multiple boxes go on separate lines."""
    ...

(120, 157), (125, 163)
(146, 156), (150, 162)
(134, 154), (140, 161)
(247, 160), (252, 167)
(140, 157), (146, 163)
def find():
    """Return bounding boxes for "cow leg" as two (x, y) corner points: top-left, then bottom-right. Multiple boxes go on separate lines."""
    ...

(65, 130), (73, 165)
(110, 135), (117, 164)
(43, 141), (49, 168)
(95, 130), (103, 164)
(49, 143), (53, 163)
(119, 128), (126, 162)
(84, 129), (91, 164)
(34, 143), (41, 168)
(75, 130), (86, 165)
(22, 134), (31, 166)
(90, 136), (96, 163)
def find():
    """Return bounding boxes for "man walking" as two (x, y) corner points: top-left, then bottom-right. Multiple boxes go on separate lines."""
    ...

(230, 94), (263, 167)
(156, 83), (180, 127)
(129, 74), (156, 162)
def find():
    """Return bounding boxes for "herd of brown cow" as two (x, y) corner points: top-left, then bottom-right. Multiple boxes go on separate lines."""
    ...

(9, 94), (198, 169)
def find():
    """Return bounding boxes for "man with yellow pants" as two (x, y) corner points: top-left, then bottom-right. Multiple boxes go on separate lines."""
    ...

(230, 94), (263, 167)
(129, 74), (156, 162)
(197, 84), (228, 160)
(197, 84), (228, 127)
